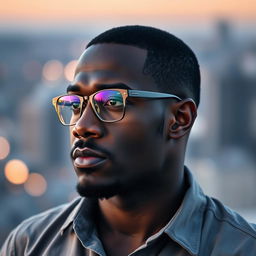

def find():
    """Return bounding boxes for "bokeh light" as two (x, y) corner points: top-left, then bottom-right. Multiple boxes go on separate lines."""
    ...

(4, 159), (29, 184)
(64, 60), (77, 81)
(42, 60), (63, 81)
(0, 136), (10, 160)
(24, 173), (47, 197)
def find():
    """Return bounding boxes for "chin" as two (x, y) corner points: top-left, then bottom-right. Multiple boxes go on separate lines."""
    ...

(76, 181), (122, 199)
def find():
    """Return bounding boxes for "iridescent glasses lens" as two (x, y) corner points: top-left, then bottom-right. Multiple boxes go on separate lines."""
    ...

(52, 89), (182, 126)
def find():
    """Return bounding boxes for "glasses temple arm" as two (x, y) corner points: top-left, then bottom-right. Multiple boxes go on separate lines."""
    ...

(128, 90), (182, 100)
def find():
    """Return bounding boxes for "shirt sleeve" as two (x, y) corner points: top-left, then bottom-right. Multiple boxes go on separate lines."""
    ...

(0, 223), (29, 256)
(1, 229), (17, 256)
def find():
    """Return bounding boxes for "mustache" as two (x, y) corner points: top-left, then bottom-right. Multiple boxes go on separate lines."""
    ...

(70, 139), (112, 159)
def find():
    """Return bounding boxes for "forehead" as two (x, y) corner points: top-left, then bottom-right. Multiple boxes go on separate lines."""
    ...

(76, 44), (147, 71)
(73, 43), (156, 91)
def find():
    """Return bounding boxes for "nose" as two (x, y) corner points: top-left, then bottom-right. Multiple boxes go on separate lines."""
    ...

(71, 103), (104, 139)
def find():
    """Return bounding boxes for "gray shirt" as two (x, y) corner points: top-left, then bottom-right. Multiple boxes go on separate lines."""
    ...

(1, 168), (256, 256)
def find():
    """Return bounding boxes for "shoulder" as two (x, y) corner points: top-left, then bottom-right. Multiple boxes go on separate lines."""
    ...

(205, 196), (256, 238)
(0, 197), (83, 256)
(200, 196), (256, 255)
(15, 197), (82, 234)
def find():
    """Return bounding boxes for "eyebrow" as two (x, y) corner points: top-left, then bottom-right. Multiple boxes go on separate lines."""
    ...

(66, 85), (80, 93)
(66, 83), (131, 93)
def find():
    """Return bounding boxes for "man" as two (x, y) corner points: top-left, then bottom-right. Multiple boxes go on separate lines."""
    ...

(1, 25), (256, 256)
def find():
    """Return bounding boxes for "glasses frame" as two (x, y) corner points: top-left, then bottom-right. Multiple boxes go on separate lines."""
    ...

(52, 88), (182, 126)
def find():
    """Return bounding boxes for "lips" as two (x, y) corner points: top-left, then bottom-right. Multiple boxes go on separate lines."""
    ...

(72, 147), (107, 169)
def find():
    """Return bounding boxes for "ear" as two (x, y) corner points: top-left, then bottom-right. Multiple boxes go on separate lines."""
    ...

(168, 99), (197, 139)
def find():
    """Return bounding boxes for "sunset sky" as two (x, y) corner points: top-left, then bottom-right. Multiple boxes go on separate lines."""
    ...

(1, 0), (255, 31)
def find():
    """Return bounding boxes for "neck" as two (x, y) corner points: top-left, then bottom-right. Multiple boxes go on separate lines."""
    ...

(97, 166), (186, 240)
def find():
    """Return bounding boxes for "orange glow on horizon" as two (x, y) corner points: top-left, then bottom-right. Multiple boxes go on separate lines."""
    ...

(0, 0), (255, 24)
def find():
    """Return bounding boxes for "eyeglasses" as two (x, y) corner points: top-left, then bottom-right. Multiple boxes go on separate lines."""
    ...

(52, 88), (182, 126)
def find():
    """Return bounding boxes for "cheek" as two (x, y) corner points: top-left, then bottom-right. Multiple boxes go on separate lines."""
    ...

(111, 105), (166, 164)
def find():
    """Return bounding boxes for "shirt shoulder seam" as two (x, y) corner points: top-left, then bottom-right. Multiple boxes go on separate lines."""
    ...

(206, 207), (256, 239)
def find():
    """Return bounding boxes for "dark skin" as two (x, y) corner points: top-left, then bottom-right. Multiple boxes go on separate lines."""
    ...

(69, 43), (197, 256)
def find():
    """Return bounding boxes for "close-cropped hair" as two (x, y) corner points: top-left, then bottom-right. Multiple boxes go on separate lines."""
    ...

(86, 25), (201, 106)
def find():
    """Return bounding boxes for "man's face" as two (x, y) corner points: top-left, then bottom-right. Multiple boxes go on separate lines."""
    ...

(69, 44), (171, 198)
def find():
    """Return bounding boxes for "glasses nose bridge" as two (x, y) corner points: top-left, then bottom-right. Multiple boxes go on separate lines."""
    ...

(80, 95), (88, 112)
(78, 95), (97, 122)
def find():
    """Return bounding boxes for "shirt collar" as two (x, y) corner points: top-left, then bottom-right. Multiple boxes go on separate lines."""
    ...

(59, 167), (207, 255)
(60, 197), (89, 235)
(60, 196), (99, 236)
(164, 167), (206, 255)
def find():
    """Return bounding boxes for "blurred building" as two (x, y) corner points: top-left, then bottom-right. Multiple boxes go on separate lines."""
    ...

(187, 20), (256, 210)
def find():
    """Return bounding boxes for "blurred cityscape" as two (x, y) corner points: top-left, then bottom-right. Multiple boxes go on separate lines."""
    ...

(0, 20), (256, 245)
